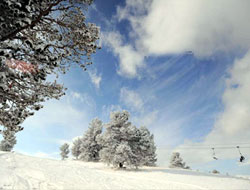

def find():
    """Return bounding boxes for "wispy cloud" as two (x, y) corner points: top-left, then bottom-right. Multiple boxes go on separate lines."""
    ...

(102, 0), (250, 78)
(178, 52), (250, 164)
(120, 87), (144, 112)
(70, 91), (96, 111)
(133, 110), (158, 127)
(102, 31), (144, 78)
(88, 69), (102, 89)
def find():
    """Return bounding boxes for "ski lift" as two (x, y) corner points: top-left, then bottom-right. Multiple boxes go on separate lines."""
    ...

(237, 146), (245, 162)
(212, 148), (218, 160)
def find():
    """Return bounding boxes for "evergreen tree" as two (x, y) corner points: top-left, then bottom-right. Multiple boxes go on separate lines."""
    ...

(169, 152), (188, 169)
(138, 126), (157, 166)
(71, 137), (82, 160)
(60, 143), (69, 160)
(0, 129), (16, 151)
(99, 111), (129, 168)
(79, 118), (103, 161)
(117, 124), (142, 168)
(113, 142), (135, 168)
(100, 111), (151, 169)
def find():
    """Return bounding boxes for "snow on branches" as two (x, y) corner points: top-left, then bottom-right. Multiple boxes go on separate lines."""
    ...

(0, 0), (100, 134)
(71, 111), (157, 168)
(138, 126), (157, 166)
(100, 111), (142, 168)
(0, 128), (16, 151)
(60, 143), (70, 160)
(71, 137), (82, 160)
(79, 118), (103, 161)
(70, 111), (157, 169)
(169, 152), (190, 169)
(100, 111), (157, 168)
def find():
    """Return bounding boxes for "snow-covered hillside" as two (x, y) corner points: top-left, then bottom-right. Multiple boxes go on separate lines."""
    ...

(1, 151), (249, 190)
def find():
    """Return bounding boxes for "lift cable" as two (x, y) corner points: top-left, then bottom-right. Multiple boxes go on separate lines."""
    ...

(158, 145), (249, 163)
(173, 146), (250, 150)
(182, 142), (250, 146)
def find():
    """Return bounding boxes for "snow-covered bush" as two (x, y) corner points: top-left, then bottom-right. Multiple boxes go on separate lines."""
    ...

(169, 152), (188, 169)
(71, 137), (82, 160)
(212, 169), (220, 174)
(0, 129), (16, 151)
(99, 110), (157, 169)
(60, 143), (70, 160)
(79, 118), (103, 161)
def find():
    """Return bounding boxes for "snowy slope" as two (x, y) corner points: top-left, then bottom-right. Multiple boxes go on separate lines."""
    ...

(1, 151), (250, 190)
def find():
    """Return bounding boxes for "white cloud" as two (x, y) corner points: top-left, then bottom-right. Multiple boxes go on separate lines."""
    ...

(22, 91), (94, 132)
(104, 0), (250, 77)
(70, 91), (96, 111)
(120, 87), (144, 112)
(102, 104), (122, 115)
(53, 138), (72, 146)
(132, 110), (158, 127)
(24, 100), (84, 128)
(118, 0), (250, 57)
(88, 69), (102, 89)
(116, 0), (150, 22)
(102, 31), (144, 78)
(176, 51), (250, 164)
(110, 0), (250, 165)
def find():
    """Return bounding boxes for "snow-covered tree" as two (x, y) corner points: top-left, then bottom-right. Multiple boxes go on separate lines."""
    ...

(100, 111), (153, 169)
(138, 126), (157, 166)
(169, 152), (188, 169)
(0, 0), (100, 134)
(113, 142), (135, 168)
(60, 143), (69, 160)
(79, 118), (103, 161)
(71, 137), (82, 160)
(100, 111), (129, 168)
(0, 129), (16, 151)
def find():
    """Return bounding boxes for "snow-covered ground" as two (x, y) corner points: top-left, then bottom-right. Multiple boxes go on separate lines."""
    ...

(1, 151), (250, 190)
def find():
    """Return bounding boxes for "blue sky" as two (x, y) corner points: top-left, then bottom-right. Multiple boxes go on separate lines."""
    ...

(9, 0), (250, 175)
